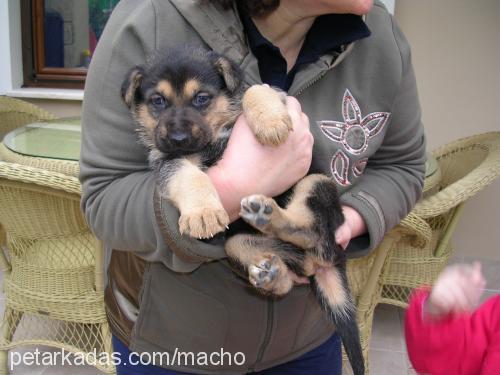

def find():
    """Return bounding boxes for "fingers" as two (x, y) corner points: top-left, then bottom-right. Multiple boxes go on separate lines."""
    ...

(286, 96), (311, 131)
(284, 96), (313, 169)
(285, 95), (302, 114)
(429, 262), (486, 317)
(470, 262), (486, 288)
(335, 222), (351, 250)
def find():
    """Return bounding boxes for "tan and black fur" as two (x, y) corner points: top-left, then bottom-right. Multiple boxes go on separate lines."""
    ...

(122, 46), (364, 375)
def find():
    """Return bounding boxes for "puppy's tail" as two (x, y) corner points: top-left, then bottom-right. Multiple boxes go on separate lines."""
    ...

(311, 267), (365, 375)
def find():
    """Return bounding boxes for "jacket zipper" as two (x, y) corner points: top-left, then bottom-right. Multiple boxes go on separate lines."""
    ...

(294, 42), (356, 97)
(252, 299), (274, 370)
(295, 70), (329, 97)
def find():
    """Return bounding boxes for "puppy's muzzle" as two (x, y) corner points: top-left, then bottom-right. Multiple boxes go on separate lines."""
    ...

(168, 130), (189, 145)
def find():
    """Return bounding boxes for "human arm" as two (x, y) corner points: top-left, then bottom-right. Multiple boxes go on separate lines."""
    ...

(404, 263), (490, 374)
(80, 1), (314, 271)
(334, 206), (367, 250)
(79, 1), (206, 270)
(425, 262), (485, 317)
(208, 96), (314, 221)
(338, 18), (426, 256)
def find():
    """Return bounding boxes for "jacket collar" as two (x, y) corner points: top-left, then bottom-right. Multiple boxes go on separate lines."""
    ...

(168, 0), (363, 94)
(169, 0), (247, 63)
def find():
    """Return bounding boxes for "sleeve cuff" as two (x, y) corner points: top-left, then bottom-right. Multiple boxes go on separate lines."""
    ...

(153, 186), (227, 264)
(339, 190), (386, 258)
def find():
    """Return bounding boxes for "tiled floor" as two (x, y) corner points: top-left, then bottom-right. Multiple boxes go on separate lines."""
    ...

(1, 256), (499, 375)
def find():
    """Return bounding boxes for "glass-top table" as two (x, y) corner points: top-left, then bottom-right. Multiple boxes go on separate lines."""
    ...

(3, 118), (81, 161)
(1, 118), (441, 188)
(422, 153), (441, 197)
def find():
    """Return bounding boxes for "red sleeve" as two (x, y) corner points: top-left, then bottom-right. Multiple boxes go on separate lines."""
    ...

(479, 297), (500, 375)
(404, 288), (485, 375)
(481, 331), (500, 374)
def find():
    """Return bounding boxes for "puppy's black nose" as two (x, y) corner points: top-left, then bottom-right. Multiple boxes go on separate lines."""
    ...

(168, 131), (189, 143)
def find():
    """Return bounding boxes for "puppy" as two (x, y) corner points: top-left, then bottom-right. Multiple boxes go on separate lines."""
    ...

(121, 47), (291, 239)
(122, 46), (364, 375)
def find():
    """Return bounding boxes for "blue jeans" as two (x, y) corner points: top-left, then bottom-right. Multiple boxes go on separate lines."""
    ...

(112, 333), (342, 375)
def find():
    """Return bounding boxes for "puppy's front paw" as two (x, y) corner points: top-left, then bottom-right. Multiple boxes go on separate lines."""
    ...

(179, 207), (229, 239)
(243, 85), (292, 146)
(240, 195), (277, 230)
(249, 254), (292, 295)
(253, 112), (292, 147)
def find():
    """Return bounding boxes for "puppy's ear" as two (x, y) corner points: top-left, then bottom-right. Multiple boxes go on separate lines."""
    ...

(211, 54), (243, 93)
(121, 66), (144, 107)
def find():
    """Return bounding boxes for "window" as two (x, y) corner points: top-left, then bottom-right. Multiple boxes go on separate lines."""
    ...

(21, 0), (120, 89)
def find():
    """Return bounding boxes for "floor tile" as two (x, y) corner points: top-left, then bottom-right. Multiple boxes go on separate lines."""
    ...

(7, 346), (103, 374)
(342, 362), (354, 375)
(397, 307), (409, 353)
(9, 346), (52, 375)
(369, 349), (407, 375)
(404, 350), (418, 374)
(370, 304), (405, 352)
(40, 363), (102, 374)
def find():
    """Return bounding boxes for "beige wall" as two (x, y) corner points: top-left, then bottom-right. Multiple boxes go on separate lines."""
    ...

(395, 0), (500, 259)
(22, 98), (82, 118)
(26, 0), (500, 259)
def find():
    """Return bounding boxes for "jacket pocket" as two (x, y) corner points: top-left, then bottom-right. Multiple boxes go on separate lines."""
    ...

(132, 262), (229, 354)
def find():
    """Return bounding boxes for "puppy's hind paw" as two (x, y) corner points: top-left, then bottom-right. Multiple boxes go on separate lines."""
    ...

(249, 254), (292, 296)
(240, 195), (277, 231)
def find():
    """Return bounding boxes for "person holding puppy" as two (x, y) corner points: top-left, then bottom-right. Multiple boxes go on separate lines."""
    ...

(80, 0), (426, 373)
(405, 262), (500, 374)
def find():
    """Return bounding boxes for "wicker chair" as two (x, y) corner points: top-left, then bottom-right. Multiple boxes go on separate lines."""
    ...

(341, 230), (402, 374)
(0, 97), (59, 261)
(380, 132), (500, 308)
(0, 97), (56, 141)
(0, 97), (79, 177)
(0, 162), (114, 374)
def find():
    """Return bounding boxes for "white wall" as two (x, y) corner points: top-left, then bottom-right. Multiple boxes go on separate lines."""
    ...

(395, 0), (500, 260)
(0, 0), (22, 94)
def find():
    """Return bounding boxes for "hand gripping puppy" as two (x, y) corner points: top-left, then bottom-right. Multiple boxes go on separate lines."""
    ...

(122, 46), (364, 375)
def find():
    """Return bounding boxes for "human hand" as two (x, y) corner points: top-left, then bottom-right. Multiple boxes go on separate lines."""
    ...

(208, 95), (314, 220)
(425, 262), (486, 318)
(335, 205), (367, 250)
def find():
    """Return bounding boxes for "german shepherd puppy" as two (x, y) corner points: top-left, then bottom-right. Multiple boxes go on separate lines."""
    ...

(122, 46), (364, 375)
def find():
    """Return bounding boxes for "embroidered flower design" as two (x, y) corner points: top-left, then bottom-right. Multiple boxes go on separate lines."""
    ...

(319, 90), (390, 156)
(318, 90), (390, 186)
(331, 151), (350, 186)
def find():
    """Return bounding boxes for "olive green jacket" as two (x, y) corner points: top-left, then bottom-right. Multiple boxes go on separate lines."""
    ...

(80, 0), (425, 372)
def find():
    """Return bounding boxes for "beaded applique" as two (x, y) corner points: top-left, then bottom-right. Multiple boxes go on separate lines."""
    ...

(318, 89), (390, 186)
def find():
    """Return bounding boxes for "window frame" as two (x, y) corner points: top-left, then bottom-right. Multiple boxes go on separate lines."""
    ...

(21, 0), (87, 89)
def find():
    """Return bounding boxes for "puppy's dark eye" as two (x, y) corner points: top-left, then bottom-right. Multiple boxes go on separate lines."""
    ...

(150, 95), (167, 108)
(192, 93), (211, 108)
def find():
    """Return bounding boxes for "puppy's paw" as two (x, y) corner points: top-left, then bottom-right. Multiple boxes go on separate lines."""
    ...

(249, 254), (292, 295)
(240, 195), (278, 230)
(253, 112), (292, 147)
(179, 207), (229, 239)
(243, 85), (292, 146)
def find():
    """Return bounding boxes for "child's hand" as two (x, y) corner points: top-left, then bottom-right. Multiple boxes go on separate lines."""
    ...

(425, 262), (486, 318)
